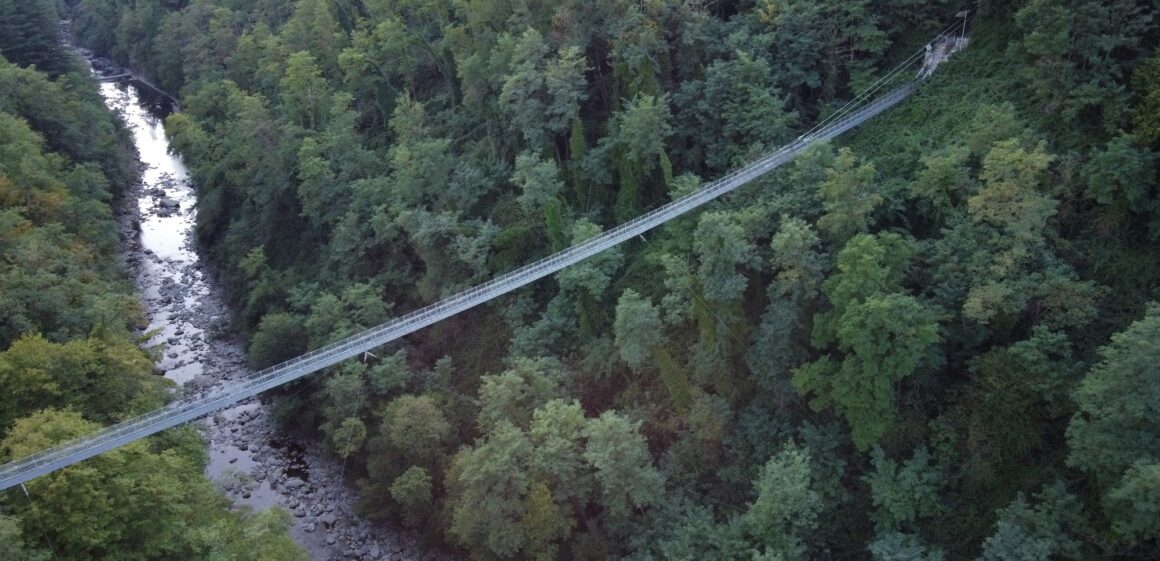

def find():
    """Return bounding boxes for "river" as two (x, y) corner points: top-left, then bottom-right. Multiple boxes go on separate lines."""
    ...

(88, 58), (423, 561)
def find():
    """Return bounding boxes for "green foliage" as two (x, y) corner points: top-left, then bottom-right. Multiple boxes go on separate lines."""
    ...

(1009, 0), (1154, 135)
(1067, 304), (1160, 484)
(614, 288), (664, 371)
(1082, 133), (1158, 236)
(381, 394), (452, 470)
(2, 410), (307, 561)
(1064, 304), (1160, 544)
(0, 0), (69, 74)
(978, 483), (1088, 561)
(910, 146), (974, 221)
(1134, 50), (1160, 146)
(248, 312), (308, 368)
(966, 328), (1079, 481)
(0, 515), (49, 561)
(967, 139), (1057, 256)
(817, 148), (882, 243)
(0, 334), (168, 433)
(795, 233), (939, 449)
(869, 532), (944, 561)
(613, 94), (674, 168)
(447, 398), (662, 557)
(497, 28), (587, 151)
(512, 151), (565, 213)
(1102, 461), (1160, 542)
(281, 0), (342, 70)
(477, 357), (565, 432)
(448, 420), (533, 558)
(0, 86), (137, 347)
(769, 216), (827, 299)
(864, 447), (946, 533)
(744, 443), (822, 560)
(583, 411), (664, 529)
(198, 508), (310, 561)
(674, 50), (798, 170)
(64, 1), (1160, 558)
(1084, 134), (1156, 211)
(390, 465), (434, 528)
(280, 51), (332, 130)
(332, 417), (367, 459)
(527, 400), (591, 505)
(694, 211), (758, 305)
(521, 481), (575, 561)
(0, 21), (305, 561)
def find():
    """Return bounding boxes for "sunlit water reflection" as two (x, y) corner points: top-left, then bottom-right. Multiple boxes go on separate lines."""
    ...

(98, 79), (208, 384)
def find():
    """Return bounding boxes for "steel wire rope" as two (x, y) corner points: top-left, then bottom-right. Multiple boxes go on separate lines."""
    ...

(803, 50), (925, 139)
(0, 23), (958, 488)
(1, 115), (828, 477)
(0, 134), (823, 484)
(18, 483), (62, 561)
(803, 15), (969, 137)
(0, 102), (878, 488)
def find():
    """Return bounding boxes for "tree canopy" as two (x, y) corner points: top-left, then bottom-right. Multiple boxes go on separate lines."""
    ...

(34, 0), (1160, 559)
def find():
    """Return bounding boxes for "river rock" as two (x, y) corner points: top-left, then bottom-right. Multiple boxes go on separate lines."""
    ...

(285, 477), (306, 490)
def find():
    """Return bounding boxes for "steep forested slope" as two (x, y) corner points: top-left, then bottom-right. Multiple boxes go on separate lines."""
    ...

(0, 2), (307, 560)
(69, 0), (1160, 560)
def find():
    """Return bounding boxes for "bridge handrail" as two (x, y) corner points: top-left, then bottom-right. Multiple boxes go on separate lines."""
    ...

(0, 78), (921, 489)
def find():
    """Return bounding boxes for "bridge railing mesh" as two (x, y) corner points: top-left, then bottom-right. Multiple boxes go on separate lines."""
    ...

(0, 79), (919, 490)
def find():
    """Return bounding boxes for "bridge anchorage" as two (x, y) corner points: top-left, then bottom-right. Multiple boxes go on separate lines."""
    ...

(0, 19), (971, 492)
(918, 33), (969, 79)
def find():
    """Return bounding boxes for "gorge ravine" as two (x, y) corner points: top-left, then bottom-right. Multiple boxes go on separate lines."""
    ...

(92, 59), (425, 561)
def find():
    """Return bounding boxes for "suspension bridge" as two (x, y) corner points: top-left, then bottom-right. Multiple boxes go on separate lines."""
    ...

(0, 26), (969, 492)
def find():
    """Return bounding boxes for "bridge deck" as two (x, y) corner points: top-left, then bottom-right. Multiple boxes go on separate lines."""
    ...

(0, 23), (969, 490)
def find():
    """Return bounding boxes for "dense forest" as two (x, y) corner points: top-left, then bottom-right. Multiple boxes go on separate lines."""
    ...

(0, 1), (309, 560)
(4, 0), (1160, 559)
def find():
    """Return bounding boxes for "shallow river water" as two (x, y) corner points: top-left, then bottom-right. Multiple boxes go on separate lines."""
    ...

(92, 62), (424, 561)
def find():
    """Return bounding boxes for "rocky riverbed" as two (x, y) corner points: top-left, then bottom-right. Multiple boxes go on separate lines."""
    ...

(97, 59), (429, 561)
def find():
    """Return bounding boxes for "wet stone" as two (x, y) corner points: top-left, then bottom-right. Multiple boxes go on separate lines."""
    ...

(107, 64), (433, 558)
